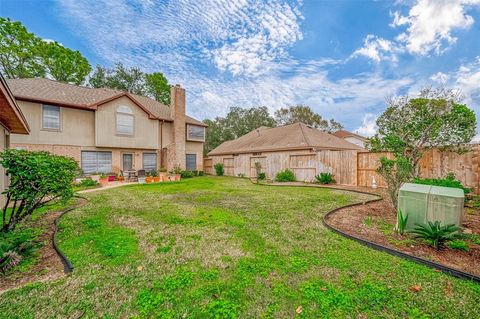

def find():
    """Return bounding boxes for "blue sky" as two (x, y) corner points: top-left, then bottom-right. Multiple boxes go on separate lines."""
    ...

(2, 0), (480, 136)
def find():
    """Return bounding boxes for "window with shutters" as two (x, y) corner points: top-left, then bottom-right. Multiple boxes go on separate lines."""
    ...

(186, 154), (196, 170)
(81, 151), (112, 174)
(42, 105), (60, 130)
(143, 153), (157, 172)
(186, 125), (205, 141)
(116, 105), (134, 136)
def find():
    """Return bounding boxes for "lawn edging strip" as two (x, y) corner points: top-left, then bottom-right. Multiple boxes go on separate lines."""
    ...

(252, 179), (480, 283)
(52, 196), (88, 273)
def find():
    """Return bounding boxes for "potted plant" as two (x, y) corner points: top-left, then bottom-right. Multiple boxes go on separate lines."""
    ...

(145, 172), (153, 183)
(118, 174), (124, 182)
(169, 165), (182, 181)
(159, 167), (168, 181)
(90, 172), (101, 182)
(99, 173), (108, 185)
(107, 172), (116, 182)
(151, 170), (160, 183)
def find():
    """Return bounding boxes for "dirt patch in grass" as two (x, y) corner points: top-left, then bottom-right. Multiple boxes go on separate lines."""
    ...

(326, 191), (480, 277)
(0, 199), (86, 294)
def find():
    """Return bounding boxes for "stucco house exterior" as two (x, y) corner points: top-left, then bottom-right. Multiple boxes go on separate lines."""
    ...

(205, 123), (363, 182)
(0, 74), (30, 206)
(6, 78), (206, 174)
(332, 130), (367, 148)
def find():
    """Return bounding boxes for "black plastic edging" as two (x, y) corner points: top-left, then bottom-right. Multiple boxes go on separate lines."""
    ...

(52, 197), (88, 274)
(252, 179), (480, 283)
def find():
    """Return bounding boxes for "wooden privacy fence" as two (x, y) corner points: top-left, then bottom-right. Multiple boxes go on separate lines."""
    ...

(205, 144), (480, 193)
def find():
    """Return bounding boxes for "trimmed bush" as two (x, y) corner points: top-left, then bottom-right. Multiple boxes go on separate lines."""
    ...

(275, 169), (295, 182)
(181, 170), (195, 178)
(414, 173), (470, 194)
(214, 163), (224, 176)
(258, 172), (266, 180)
(315, 172), (336, 184)
(0, 149), (78, 232)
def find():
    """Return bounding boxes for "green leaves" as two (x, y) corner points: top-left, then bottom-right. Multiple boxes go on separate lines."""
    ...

(274, 105), (343, 131)
(0, 17), (91, 84)
(1, 149), (78, 231)
(410, 221), (460, 250)
(275, 169), (295, 182)
(214, 163), (224, 176)
(89, 63), (171, 104)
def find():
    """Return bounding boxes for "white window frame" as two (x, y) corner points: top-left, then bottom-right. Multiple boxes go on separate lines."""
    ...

(186, 124), (205, 141)
(116, 105), (134, 136)
(42, 105), (61, 130)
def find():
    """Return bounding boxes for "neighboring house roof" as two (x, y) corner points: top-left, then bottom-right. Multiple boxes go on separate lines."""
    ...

(6, 78), (205, 127)
(0, 74), (29, 134)
(208, 123), (364, 156)
(332, 130), (367, 141)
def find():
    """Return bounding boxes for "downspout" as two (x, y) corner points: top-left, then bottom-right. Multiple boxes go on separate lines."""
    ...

(160, 120), (164, 168)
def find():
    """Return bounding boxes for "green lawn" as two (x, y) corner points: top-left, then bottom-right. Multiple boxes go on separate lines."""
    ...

(1, 176), (479, 318)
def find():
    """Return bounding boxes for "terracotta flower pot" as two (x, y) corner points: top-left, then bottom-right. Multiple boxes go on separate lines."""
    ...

(153, 177), (161, 183)
(99, 177), (108, 185)
(146, 176), (153, 183)
(174, 174), (181, 181)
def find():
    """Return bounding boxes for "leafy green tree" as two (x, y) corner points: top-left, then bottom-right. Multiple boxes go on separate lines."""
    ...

(39, 41), (91, 85)
(368, 88), (477, 208)
(0, 18), (91, 84)
(89, 63), (170, 104)
(1, 149), (79, 232)
(0, 17), (45, 79)
(145, 72), (171, 105)
(274, 105), (343, 131)
(204, 106), (276, 155)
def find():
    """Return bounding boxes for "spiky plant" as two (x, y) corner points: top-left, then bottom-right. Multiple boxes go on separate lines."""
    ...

(410, 221), (460, 250)
(396, 210), (409, 235)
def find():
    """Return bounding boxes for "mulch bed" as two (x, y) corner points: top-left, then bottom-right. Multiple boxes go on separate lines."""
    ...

(0, 199), (86, 294)
(326, 190), (480, 277)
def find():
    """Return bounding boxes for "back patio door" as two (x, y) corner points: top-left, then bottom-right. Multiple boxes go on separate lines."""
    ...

(123, 153), (133, 171)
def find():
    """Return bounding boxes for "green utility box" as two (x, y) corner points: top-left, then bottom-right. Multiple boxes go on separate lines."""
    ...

(398, 183), (431, 231)
(428, 186), (465, 227)
(398, 183), (464, 231)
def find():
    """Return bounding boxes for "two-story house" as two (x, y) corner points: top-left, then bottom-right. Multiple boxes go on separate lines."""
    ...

(6, 78), (206, 174)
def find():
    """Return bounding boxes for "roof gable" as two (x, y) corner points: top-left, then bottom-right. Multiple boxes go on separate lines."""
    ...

(5, 78), (205, 126)
(208, 123), (363, 156)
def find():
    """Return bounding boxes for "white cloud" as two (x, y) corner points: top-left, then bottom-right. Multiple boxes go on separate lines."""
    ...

(351, 35), (399, 63)
(391, 0), (480, 55)
(56, 0), (417, 131)
(430, 71), (449, 84)
(453, 57), (480, 108)
(354, 113), (378, 137)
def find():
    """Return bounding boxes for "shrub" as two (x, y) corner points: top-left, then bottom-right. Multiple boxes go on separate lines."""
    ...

(150, 170), (158, 177)
(214, 163), (224, 176)
(410, 221), (459, 250)
(414, 173), (471, 194)
(198, 171), (204, 176)
(275, 169), (295, 182)
(180, 170), (195, 178)
(315, 172), (336, 184)
(75, 178), (99, 188)
(258, 172), (266, 180)
(447, 240), (469, 251)
(0, 149), (78, 232)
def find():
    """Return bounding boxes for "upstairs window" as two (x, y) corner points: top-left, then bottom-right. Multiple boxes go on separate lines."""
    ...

(42, 105), (60, 130)
(187, 124), (205, 141)
(116, 105), (134, 136)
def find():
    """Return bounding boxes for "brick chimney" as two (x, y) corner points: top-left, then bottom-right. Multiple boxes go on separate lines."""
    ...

(170, 84), (186, 169)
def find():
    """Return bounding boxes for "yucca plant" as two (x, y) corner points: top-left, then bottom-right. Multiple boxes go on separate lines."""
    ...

(410, 221), (460, 250)
(396, 210), (409, 235)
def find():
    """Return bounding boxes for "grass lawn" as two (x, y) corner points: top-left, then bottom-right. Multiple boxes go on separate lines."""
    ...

(1, 176), (479, 318)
